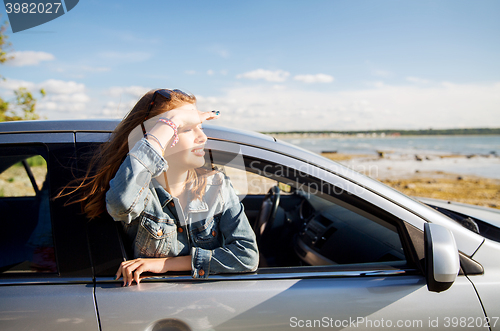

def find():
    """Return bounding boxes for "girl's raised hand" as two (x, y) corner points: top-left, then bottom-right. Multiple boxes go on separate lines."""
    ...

(166, 104), (220, 130)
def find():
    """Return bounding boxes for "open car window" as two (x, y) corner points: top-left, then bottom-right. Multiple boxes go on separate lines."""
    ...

(0, 146), (57, 275)
(210, 150), (407, 271)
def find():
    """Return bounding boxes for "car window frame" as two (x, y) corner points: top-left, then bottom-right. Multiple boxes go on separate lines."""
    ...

(89, 139), (426, 281)
(0, 143), (54, 275)
(0, 133), (93, 284)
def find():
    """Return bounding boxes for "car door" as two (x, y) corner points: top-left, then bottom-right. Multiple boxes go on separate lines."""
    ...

(0, 132), (98, 331)
(90, 140), (487, 331)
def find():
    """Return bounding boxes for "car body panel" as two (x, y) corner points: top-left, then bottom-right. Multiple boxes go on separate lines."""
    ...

(0, 282), (98, 331)
(94, 275), (486, 331)
(468, 240), (500, 331)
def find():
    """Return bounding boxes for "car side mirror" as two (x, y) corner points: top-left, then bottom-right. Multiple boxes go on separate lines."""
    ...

(424, 223), (460, 293)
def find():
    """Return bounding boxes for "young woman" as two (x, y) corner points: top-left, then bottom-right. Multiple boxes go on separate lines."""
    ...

(76, 89), (258, 286)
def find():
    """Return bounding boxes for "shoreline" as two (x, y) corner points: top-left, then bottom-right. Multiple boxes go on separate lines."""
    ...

(321, 152), (500, 210)
(266, 130), (500, 140)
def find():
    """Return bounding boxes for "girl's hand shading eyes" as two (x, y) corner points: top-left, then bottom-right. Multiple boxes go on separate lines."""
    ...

(167, 105), (220, 130)
(144, 104), (219, 154)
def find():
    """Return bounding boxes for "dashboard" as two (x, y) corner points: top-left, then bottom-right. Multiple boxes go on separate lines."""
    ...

(293, 195), (406, 266)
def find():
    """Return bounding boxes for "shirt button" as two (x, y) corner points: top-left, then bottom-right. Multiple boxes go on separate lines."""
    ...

(169, 201), (175, 207)
(178, 227), (184, 233)
(198, 269), (205, 276)
(212, 230), (217, 237)
(157, 229), (163, 237)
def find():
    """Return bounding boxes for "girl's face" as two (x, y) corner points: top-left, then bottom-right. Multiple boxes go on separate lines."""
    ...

(165, 106), (207, 171)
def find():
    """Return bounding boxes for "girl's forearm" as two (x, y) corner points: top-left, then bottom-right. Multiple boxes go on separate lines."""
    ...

(146, 121), (175, 154)
(165, 255), (192, 272)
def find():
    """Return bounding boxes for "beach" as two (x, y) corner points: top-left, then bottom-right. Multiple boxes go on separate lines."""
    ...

(321, 152), (500, 209)
(273, 134), (500, 210)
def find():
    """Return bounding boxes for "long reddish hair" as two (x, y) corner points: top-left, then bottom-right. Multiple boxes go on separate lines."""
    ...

(60, 89), (208, 219)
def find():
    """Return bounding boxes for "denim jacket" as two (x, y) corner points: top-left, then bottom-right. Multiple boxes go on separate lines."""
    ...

(106, 138), (259, 279)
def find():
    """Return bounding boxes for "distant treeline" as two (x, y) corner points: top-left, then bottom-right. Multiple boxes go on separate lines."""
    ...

(265, 128), (500, 136)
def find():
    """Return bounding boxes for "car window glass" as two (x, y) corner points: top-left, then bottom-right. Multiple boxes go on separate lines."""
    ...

(223, 164), (278, 195)
(293, 190), (405, 265)
(0, 147), (57, 274)
(0, 155), (46, 197)
(211, 151), (406, 270)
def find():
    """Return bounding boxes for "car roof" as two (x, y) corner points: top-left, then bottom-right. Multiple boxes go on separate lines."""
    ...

(0, 119), (121, 133)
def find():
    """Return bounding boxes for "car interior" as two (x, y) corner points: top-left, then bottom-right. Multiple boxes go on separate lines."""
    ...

(0, 147), (56, 274)
(215, 155), (407, 270)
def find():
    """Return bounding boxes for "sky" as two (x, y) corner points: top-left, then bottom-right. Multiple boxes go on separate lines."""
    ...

(1, 0), (499, 132)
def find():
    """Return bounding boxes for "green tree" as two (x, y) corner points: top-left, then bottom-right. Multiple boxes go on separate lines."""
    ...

(0, 18), (45, 122)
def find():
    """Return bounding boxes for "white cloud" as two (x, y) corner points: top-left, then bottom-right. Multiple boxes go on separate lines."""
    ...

(207, 70), (214, 76)
(98, 86), (152, 118)
(407, 76), (430, 84)
(37, 79), (90, 114)
(294, 74), (334, 84)
(8, 51), (55, 66)
(185, 70), (197, 75)
(196, 82), (500, 132)
(370, 81), (386, 88)
(41, 79), (85, 94)
(0, 78), (35, 91)
(104, 86), (151, 98)
(372, 69), (392, 77)
(0, 79), (92, 117)
(237, 69), (290, 82)
(101, 100), (137, 118)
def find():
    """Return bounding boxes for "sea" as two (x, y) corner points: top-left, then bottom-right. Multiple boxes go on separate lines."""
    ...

(282, 135), (500, 156)
(280, 135), (500, 179)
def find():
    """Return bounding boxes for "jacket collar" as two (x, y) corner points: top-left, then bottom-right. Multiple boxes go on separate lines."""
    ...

(186, 198), (209, 213)
(154, 184), (172, 208)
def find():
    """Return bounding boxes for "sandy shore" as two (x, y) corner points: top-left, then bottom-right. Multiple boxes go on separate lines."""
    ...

(321, 152), (500, 210)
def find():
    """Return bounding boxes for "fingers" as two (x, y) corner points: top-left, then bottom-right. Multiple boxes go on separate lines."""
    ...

(115, 259), (144, 287)
(134, 265), (145, 285)
(198, 110), (221, 123)
(115, 263), (122, 280)
(115, 258), (168, 286)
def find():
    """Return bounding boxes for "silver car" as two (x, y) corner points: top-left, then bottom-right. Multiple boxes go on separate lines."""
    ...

(1, 120), (499, 331)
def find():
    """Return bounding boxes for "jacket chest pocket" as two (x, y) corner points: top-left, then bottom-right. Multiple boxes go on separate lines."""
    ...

(192, 213), (222, 249)
(135, 215), (177, 257)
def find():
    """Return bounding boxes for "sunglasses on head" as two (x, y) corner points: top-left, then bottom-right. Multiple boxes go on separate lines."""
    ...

(141, 89), (190, 136)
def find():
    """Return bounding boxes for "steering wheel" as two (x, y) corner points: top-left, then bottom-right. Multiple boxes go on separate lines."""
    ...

(253, 186), (281, 242)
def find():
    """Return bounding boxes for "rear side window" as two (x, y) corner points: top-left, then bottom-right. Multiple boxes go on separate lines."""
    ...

(0, 155), (46, 197)
(0, 146), (57, 274)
